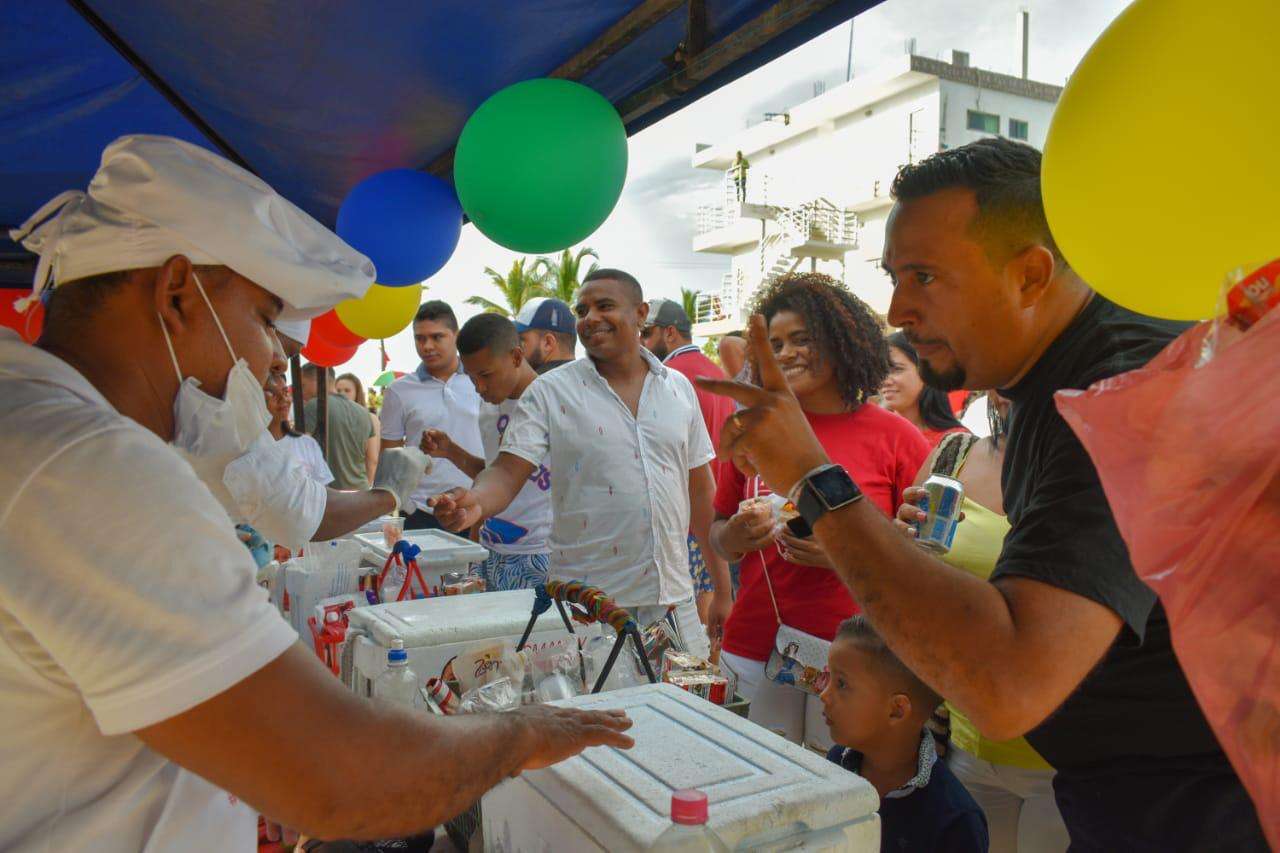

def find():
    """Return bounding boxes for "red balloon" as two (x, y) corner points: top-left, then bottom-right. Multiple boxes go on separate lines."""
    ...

(312, 309), (365, 347)
(301, 334), (358, 367)
(0, 288), (44, 343)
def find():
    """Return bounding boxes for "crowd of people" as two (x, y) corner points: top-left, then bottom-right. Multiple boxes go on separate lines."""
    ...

(0, 132), (1266, 853)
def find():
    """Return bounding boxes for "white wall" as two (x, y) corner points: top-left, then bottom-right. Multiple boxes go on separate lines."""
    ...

(720, 80), (942, 210)
(699, 73), (1057, 326)
(939, 80), (1056, 150)
(845, 206), (895, 316)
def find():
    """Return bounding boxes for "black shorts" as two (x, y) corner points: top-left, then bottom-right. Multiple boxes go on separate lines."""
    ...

(1053, 753), (1265, 852)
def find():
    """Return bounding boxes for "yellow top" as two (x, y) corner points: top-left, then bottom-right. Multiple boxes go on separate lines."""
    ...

(940, 443), (1053, 771)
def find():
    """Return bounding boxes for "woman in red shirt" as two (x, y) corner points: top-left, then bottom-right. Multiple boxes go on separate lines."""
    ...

(710, 274), (930, 749)
(881, 331), (968, 446)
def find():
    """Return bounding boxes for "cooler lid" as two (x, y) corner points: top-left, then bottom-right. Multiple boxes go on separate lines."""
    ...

(521, 684), (879, 849)
(354, 529), (488, 567)
(347, 589), (571, 647)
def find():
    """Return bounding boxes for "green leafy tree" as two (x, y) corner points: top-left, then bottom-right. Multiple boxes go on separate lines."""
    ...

(534, 246), (599, 304)
(466, 259), (549, 317)
(701, 338), (721, 364)
(680, 286), (701, 321)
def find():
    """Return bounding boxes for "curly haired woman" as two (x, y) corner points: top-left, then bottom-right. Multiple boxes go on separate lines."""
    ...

(710, 273), (930, 749)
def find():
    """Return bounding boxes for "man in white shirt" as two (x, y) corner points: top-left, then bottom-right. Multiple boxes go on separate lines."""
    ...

(420, 313), (552, 591)
(0, 135), (632, 852)
(430, 269), (732, 659)
(379, 300), (483, 530)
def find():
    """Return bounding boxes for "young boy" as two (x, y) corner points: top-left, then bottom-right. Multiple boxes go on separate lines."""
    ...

(821, 616), (988, 852)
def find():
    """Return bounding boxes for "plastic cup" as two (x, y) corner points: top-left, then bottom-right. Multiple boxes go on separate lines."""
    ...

(381, 516), (405, 549)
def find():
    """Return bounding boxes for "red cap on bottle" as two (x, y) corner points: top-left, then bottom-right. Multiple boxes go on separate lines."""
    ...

(670, 789), (709, 825)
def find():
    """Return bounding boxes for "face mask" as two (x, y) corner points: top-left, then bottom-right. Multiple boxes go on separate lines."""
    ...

(160, 273), (271, 465)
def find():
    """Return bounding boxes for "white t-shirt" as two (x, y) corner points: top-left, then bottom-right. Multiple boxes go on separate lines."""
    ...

(279, 433), (335, 485)
(379, 365), (482, 511)
(0, 330), (299, 851)
(501, 350), (715, 606)
(478, 398), (551, 556)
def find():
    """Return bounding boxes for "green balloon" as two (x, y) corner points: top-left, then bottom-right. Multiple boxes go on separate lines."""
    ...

(455, 79), (628, 253)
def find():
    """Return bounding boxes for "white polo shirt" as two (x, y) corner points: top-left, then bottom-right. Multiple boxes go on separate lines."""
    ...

(0, 330), (298, 852)
(500, 349), (714, 607)
(379, 363), (483, 511)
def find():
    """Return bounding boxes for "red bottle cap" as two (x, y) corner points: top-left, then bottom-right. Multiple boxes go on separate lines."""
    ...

(670, 788), (709, 825)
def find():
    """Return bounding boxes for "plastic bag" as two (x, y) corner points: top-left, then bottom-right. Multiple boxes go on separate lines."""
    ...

(1055, 305), (1280, 848)
(458, 677), (520, 714)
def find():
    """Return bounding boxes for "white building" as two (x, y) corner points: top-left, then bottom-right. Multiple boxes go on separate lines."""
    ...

(690, 50), (1063, 337)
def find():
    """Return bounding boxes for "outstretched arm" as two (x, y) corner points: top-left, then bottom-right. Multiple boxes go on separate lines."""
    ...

(696, 315), (1123, 741)
(138, 644), (633, 840)
(313, 488), (396, 541)
(429, 452), (535, 532)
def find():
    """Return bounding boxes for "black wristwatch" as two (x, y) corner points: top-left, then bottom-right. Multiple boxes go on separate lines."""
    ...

(791, 464), (863, 532)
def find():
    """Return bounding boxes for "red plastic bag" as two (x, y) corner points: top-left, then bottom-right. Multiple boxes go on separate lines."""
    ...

(1055, 306), (1280, 847)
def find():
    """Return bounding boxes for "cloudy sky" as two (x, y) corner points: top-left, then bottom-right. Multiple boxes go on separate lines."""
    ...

(345, 0), (1133, 382)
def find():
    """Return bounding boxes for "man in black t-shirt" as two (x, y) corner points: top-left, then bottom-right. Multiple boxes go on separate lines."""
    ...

(697, 138), (1265, 850)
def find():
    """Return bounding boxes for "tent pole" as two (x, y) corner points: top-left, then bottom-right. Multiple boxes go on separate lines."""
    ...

(64, 0), (257, 176)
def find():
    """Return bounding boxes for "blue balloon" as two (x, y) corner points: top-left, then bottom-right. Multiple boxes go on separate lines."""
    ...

(337, 169), (462, 286)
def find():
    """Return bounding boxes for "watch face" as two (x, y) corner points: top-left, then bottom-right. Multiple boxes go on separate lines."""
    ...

(811, 466), (860, 508)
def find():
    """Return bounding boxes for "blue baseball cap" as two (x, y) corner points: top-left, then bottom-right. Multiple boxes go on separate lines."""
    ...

(514, 297), (575, 335)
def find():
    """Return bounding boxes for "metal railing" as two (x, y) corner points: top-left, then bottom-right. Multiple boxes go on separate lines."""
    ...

(694, 271), (746, 324)
(693, 171), (771, 237)
(807, 198), (859, 247)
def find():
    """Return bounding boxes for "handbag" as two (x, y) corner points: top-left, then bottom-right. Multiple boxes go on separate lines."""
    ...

(758, 551), (831, 695)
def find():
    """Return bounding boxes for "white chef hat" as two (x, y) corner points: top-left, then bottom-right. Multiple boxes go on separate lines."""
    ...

(9, 135), (375, 324)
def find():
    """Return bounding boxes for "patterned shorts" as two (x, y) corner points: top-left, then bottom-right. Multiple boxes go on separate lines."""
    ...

(478, 551), (551, 592)
(687, 534), (713, 595)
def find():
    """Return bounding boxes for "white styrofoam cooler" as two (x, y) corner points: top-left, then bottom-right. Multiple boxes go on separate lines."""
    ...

(344, 589), (599, 695)
(354, 528), (488, 594)
(482, 684), (880, 852)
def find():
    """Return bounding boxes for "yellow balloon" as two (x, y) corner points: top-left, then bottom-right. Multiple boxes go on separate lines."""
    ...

(1042, 0), (1280, 321)
(335, 283), (423, 340)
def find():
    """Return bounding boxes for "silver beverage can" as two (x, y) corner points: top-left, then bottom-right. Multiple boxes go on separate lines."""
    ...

(914, 474), (964, 553)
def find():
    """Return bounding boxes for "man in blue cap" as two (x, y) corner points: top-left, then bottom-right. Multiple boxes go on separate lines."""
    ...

(514, 296), (576, 374)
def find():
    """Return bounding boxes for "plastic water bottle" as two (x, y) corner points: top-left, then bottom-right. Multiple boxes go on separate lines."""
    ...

(650, 789), (729, 852)
(372, 640), (421, 708)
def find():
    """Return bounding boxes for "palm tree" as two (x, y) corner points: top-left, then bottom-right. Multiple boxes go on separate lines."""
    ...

(466, 259), (549, 317)
(680, 286), (701, 321)
(534, 246), (599, 304)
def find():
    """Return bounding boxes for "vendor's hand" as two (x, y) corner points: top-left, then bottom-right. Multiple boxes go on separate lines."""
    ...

(777, 528), (835, 569)
(371, 447), (433, 515)
(721, 503), (778, 555)
(706, 588), (732, 646)
(427, 487), (483, 532)
(696, 315), (830, 495)
(515, 705), (634, 771)
(419, 428), (455, 460)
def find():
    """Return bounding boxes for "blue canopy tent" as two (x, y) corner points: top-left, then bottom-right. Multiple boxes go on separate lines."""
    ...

(1, 0), (880, 285)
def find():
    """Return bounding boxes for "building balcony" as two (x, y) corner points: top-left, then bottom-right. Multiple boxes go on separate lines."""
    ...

(692, 271), (747, 338)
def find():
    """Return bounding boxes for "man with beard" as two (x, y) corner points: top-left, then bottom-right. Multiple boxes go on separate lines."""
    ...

(430, 269), (732, 658)
(697, 139), (1264, 850)
(514, 296), (576, 374)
